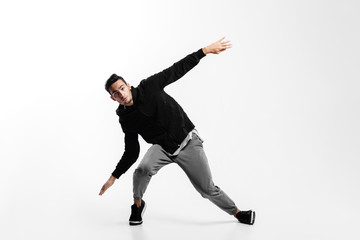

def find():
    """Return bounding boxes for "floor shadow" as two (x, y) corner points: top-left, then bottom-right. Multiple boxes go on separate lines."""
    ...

(150, 214), (236, 226)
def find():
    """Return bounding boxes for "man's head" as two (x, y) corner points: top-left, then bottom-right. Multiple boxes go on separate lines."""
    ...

(105, 74), (133, 106)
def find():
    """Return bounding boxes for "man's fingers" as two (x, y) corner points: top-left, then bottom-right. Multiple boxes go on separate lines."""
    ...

(221, 41), (232, 47)
(218, 37), (226, 43)
(99, 185), (107, 195)
(99, 177), (116, 196)
(218, 37), (232, 50)
(221, 44), (232, 50)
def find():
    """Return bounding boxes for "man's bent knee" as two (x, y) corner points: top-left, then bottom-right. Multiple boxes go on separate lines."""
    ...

(134, 165), (152, 177)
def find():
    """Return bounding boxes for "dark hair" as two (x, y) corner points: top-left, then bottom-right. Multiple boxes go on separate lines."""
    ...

(105, 74), (127, 93)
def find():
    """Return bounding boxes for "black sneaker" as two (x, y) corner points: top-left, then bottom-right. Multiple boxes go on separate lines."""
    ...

(236, 210), (255, 225)
(129, 200), (146, 226)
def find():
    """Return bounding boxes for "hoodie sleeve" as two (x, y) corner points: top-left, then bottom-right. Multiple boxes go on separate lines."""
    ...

(143, 48), (206, 90)
(111, 131), (140, 178)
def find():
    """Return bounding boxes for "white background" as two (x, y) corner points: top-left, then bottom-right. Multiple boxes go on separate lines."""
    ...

(1, 0), (359, 239)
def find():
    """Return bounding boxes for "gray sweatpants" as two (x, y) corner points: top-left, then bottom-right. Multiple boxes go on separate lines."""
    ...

(133, 133), (238, 215)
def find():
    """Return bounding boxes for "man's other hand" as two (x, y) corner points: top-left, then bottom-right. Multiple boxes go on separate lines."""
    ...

(99, 175), (116, 196)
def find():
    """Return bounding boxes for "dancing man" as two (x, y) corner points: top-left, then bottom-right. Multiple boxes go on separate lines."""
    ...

(99, 38), (255, 226)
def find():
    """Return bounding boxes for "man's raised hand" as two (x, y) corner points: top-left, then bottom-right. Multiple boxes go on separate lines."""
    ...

(202, 37), (232, 55)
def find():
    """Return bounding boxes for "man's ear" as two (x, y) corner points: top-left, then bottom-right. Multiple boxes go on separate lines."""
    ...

(127, 83), (131, 89)
(110, 96), (116, 101)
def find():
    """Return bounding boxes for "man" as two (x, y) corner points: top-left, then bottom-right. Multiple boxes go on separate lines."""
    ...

(99, 38), (255, 226)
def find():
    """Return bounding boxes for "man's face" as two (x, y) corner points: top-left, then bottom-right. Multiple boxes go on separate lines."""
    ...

(109, 80), (133, 106)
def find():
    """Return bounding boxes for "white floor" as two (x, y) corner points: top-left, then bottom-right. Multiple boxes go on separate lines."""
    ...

(2, 160), (359, 240)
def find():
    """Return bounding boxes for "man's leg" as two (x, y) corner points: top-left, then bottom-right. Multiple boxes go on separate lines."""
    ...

(174, 134), (238, 216)
(130, 144), (173, 225)
(133, 144), (173, 203)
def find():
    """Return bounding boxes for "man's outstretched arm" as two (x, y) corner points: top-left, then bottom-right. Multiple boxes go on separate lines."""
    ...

(143, 37), (232, 90)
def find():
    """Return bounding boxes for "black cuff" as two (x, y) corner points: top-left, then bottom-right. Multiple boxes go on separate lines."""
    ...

(111, 170), (121, 179)
(197, 48), (206, 59)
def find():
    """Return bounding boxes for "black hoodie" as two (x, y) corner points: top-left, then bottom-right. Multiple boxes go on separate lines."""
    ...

(111, 48), (206, 178)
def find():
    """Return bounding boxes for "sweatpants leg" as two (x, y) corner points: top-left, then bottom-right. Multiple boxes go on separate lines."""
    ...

(174, 134), (238, 215)
(133, 144), (173, 200)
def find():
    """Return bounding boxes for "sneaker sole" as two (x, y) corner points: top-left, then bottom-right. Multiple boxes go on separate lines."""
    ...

(250, 211), (255, 225)
(129, 202), (147, 226)
(129, 220), (143, 226)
